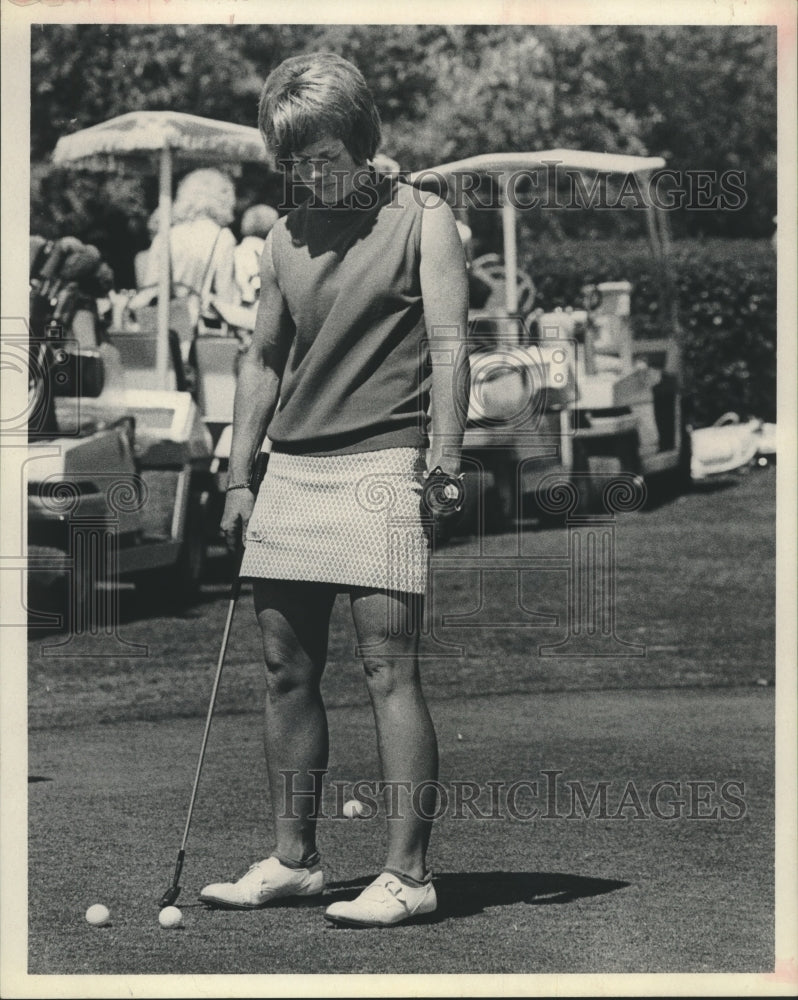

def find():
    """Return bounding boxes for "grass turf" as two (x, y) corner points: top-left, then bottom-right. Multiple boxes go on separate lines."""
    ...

(28, 688), (774, 975)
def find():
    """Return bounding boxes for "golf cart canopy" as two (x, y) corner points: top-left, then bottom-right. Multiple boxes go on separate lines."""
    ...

(409, 149), (670, 316)
(408, 149), (666, 182)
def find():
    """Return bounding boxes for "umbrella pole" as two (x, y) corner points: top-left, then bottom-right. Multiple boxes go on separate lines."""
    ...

(156, 145), (173, 390)
(500, 177), (519, 325)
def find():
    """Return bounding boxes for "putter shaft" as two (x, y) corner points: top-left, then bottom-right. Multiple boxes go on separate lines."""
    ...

(159, 573), (242, 906)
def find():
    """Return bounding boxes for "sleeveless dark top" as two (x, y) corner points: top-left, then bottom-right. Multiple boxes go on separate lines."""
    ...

(266, 172), (430, 456)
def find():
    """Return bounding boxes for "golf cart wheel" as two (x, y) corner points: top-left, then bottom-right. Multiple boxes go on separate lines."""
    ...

(174, 496), (207, 599)
(134, 494), (207, 609)
(25, 542), (97, 634)
(644, 419), (693, 509)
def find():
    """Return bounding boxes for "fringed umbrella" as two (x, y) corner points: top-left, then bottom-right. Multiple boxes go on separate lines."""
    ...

(52, 111), (272, 388)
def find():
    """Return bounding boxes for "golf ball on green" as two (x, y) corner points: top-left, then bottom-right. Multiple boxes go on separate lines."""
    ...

(85, 904), (111, 927)
(159, 905), (183, 929)
(343, 798), (366, 819)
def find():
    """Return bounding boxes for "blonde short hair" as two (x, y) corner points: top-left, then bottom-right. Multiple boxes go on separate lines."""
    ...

(172, 168), (236, 227)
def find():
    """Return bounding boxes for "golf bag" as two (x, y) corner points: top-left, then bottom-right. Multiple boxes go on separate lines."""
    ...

(28, 235), (116, 439)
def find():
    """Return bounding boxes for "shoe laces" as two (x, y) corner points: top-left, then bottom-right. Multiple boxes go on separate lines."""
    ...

(238, 860), (271, 883)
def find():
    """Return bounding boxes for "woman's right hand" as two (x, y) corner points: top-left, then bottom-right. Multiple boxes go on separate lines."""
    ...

(221, 488), (255, 552)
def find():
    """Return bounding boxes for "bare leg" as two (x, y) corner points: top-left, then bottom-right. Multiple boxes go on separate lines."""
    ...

(253, 579), (337, 864)
(349, 587), (439, 882)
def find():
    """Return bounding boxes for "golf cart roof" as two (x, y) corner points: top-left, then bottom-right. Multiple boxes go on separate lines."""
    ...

(409, 149), (665, 182)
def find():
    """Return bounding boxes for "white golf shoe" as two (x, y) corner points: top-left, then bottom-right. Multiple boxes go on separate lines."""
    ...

(324, 871), (437, 927)
(199, 856), (324, 909)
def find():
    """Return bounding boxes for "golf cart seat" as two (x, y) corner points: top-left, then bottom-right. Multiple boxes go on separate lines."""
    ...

(590, 281), (634, 373)
(193, 335), (241, 429)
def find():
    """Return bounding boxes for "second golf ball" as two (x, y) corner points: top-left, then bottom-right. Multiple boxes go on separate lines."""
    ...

(343, 798), (366, 819)
(158, 905), (183, 929)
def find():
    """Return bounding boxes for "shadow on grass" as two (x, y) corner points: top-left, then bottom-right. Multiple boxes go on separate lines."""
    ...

(640, 472), (755, 512)
(323, 871), (629, 923)
(685, 476), (752, 495)
(26, 552), (242, 641)
(515, 476), (730, 527)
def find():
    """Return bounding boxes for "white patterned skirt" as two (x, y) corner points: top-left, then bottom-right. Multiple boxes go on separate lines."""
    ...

(240, 447), (430, 594)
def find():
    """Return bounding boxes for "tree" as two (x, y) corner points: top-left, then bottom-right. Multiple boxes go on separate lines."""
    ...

(590, 25), (777, 237)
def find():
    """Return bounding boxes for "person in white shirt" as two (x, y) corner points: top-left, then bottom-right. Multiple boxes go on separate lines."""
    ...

(142, 168), (241, 321)
(234, 204), (279, 305)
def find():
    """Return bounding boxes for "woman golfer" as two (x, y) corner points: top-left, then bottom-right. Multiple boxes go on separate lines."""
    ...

(200, 52), (469, 928)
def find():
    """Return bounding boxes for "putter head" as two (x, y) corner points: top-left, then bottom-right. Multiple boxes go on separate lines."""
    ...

(159, 885), (181, 909)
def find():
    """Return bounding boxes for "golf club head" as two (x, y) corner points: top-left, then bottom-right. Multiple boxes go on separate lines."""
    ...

(160, 847), (186, 908)
(93, 261), (115, 294)
(159, 884), (181, 909)
(38, 236), (83, 290)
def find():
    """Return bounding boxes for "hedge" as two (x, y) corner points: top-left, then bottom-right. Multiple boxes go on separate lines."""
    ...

(515, 236), (777, 426)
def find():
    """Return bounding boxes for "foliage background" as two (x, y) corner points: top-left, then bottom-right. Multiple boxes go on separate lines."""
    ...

(29, 23), (778, 423)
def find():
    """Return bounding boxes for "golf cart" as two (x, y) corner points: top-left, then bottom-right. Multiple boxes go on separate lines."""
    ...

(410, 150), (689, 529)
(26, 235), (221, 627)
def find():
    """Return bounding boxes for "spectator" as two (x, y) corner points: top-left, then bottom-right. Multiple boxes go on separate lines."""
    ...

(142, 168), (240, 322)
(234, 204), (279, 304)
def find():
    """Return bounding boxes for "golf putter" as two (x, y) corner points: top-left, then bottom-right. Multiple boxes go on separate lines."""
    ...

(159, 457), (269, 908)
(159, 570), (243, 908)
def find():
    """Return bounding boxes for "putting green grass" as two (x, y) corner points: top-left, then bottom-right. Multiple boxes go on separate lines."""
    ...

(26, 688), (774, 975)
